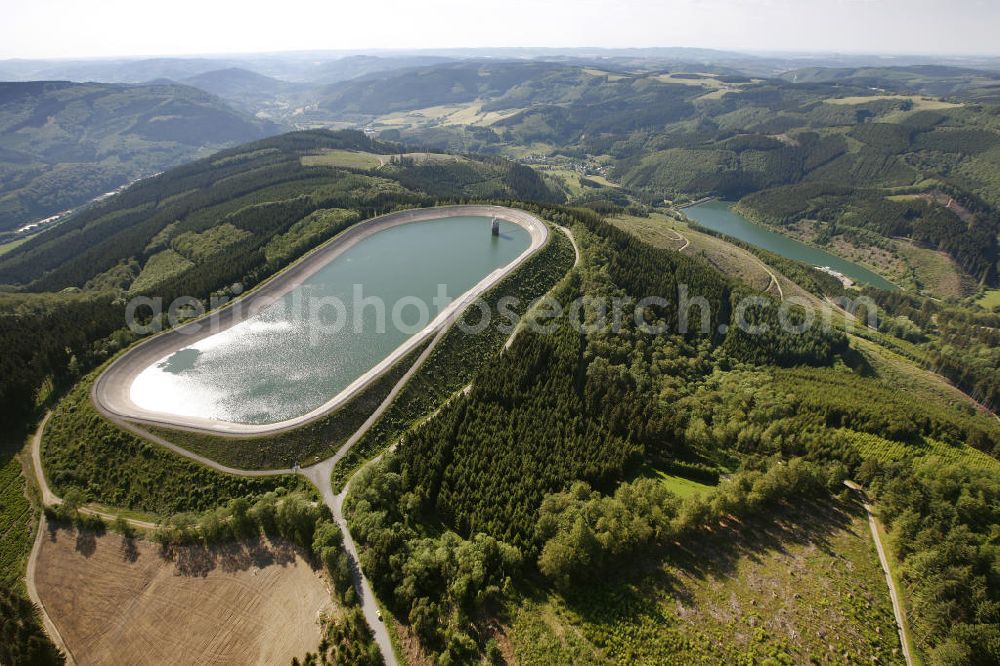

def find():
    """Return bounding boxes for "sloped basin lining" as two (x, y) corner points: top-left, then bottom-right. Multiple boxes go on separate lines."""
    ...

(93, 205), (548, 435)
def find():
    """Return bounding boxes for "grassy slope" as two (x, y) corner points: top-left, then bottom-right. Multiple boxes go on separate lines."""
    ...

(977, 288), (1000, 309)
(300, 150), (385, 169)
(610, 212), (775, 291)
(651, 469), (715, 499)
(0, 236), (28, 257)
(894, 240), (970, 298)
(851, 334), (994, 419)
(509, 498), (904, 665)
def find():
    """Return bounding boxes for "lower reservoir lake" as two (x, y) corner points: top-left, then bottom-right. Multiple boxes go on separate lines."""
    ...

(130, 215), (531, 425)
(684, 200), (898, 291)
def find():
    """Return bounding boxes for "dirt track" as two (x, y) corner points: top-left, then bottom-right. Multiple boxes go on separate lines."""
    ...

(845, 481), (914, 666)
(32, 524), (331, 666)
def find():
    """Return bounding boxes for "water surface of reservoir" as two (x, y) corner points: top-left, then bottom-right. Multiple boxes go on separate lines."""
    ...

(130, 215), (531, 424)
(684, 200), (897, 291)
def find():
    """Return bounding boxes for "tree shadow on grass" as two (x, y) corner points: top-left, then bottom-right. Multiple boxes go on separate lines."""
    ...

(668, 496), (859, 583)
(44, 518), (104, 557)
(45, 518), (60, 543)
(165, 537), (303, 578)
(74, 528), (98, 557)
(120, 534), (139, 563)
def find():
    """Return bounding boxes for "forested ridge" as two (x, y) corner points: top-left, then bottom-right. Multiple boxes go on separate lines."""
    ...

(341, 202), (1000, 662)
(342, 61), (1000, 295)
(2, 87), (999, 664)
(0, 80), (280, 233)
(0, 129), (562, 424)
(738, 183), (999, 285)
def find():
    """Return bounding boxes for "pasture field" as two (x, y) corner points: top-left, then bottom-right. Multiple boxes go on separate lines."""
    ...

(825, 95), (961, 110)
(582, 68), (627, 82)
(654, 73), (728, 89)
(129, 249), (194, 293)
(300, 149), (467, 169)
(538, 167), (616, 198)
(650, 468), (715, 499)
(375, 102), (525, 131)
(0, 236), (28, 257)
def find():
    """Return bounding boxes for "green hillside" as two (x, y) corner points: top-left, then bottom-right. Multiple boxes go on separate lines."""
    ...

(0, 129), (560, 422)
(0, 80), (280, 233)
(321, 62), (1000, 293)
(4, 54), (1000, 665)
(345, 204), (1000, 663)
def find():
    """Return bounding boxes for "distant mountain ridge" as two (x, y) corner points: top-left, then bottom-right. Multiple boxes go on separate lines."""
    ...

(182, 68), (291, 95)
(779, 65), (1000, 100)
(317, 60), (577, 114)
(0, 80), (280, 233)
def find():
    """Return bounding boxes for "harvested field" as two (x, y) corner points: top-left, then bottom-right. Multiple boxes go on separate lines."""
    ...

(33, 524), (332, 665)
(510, 498), (904, 664)
(612, 213), (775, 292)
(895, 239), (971, 298)
(300, 149), (385, 169)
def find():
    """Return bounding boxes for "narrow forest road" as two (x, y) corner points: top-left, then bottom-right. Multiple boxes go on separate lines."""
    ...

(845, 481), (914, 666)
(30, 413), (158, 530)
(298, 224), (580, 664)
(755, 255), (784, 300)
(667, 227), (691, 252)
(26, 515), (76, 666)
(296, 315), (456, 666)
(303, 462), (398, 666)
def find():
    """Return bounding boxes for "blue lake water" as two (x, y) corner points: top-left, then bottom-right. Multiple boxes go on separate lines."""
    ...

(684, 200), (898, 291)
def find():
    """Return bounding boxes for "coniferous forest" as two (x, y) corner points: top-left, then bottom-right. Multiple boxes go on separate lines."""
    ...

(346, 204), (1000, 662)
(4, 44), (1000, 666)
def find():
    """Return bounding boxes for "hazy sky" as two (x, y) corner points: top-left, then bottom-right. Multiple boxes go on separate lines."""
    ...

(2, 0), (999, 59)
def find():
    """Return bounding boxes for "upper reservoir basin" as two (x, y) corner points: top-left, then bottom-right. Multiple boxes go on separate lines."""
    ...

(684, 200), (898, 291)
(123, 211), (537, 427)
